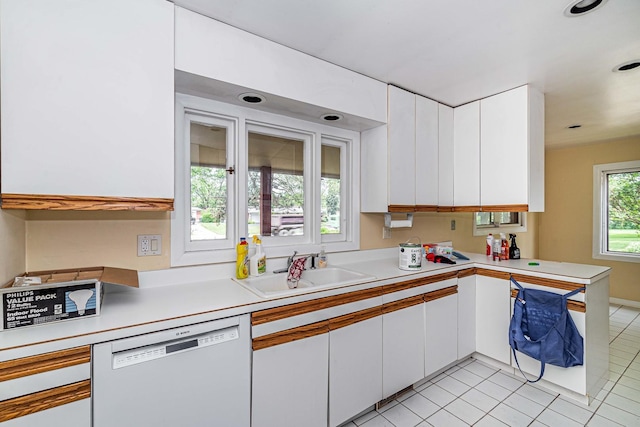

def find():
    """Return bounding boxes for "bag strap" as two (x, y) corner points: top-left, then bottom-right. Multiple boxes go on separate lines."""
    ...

(512, 347), (546, 383)
(563, 286), (586, 300)
(511, 276), (524, 291)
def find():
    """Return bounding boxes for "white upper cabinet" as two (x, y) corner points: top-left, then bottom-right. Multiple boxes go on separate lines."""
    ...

(388, 86), (417, 207)
(437, 104), (454, 208)
(480, 85), (545, 211)
(415, 96), (440, 207)
(361, 86), (443, 212)
(453, 101), (481, 208)
(0, 0), (175, 204)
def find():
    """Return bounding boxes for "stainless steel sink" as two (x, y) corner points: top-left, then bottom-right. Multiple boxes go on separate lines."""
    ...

(232, 267), (375, 298)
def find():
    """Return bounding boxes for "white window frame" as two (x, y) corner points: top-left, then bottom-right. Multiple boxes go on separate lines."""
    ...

(593, 160), (640, 263)
(320, 136), (351, 244)
(171, 93), (360, 267)
(472, 212), (527, 236)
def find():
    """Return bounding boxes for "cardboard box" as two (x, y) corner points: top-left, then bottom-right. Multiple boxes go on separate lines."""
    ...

(1, 267), (138, 331)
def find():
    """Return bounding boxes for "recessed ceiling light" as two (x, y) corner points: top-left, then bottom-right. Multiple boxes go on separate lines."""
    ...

(321, 113), (343, 122)
(238, 92), (266, 104)
(567, 124), (582, 129)
(564, 0), (607, 17)
(613, 60), (640, 72)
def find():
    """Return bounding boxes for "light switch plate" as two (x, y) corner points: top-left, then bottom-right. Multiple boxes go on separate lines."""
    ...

(138, 234), (162, 256)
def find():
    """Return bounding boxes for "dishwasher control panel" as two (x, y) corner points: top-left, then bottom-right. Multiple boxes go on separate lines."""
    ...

(112, 325), (239, 369)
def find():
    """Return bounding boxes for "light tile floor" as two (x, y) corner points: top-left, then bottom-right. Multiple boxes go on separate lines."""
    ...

(341, 304), (640, 427)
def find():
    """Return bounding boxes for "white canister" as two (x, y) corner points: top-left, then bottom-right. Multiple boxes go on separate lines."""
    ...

(399, 241), (422, 271)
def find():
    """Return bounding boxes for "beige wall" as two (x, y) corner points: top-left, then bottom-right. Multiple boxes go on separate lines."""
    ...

(25, 211), (170, 272)
(0, 210), (26, 281)
(540, 136), (640, 301)
(360, 212), (538, 260)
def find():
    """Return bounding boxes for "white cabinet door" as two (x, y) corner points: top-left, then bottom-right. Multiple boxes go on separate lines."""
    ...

(253, 334), (329, 427)
(383, 303), (425, 397)
(330, 316), (383, 427)
(476, 274), (511, 365)
(3, 398), (90, 427)
(388, 86), (416, 207)
(415, 96), (440, 206)
(438, 104), (455, 207)
(425, 293), (459, 376)
(0, 0), (174, 199)
(457, 274), (477, 359)
(480, 85), (545, 211)
(453, 101), (481, 207)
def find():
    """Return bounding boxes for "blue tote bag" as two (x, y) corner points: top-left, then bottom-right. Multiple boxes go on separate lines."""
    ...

(509, 277), (585, 382)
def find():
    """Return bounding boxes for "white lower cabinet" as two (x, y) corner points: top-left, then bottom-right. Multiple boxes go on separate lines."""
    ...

(382, 300), (425, 398)
(475, 272), (512, 365)
(329, 315), (383, 427)
(457, 272), (477, 359)
(252, 333), (329, 427)
(425, 292), (459, 376)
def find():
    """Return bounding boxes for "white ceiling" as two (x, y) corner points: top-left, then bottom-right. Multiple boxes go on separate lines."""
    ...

(174, 0), (640, 149)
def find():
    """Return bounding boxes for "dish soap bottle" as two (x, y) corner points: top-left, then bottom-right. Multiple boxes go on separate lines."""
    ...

(236, 237), (249, 279)
(250, 235), (267, 276)
(318, 245), (328, 268)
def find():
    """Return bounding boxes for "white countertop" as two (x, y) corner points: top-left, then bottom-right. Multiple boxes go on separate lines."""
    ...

(0, 248), (610, 360)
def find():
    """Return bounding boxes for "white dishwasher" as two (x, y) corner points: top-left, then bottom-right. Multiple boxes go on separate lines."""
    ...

(93, 314), (250, 427)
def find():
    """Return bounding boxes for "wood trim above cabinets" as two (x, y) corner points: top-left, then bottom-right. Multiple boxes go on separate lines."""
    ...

(382, 271), (458, 295)
(0, 379), (91, 422)
(511, 273), (586, 293)
(329, 306), (383, 331)
(382, 295), (424, 315)
(1, 194), (174, 211)
(0, 346), (90, 382)
(510, 288), (586, 312)
(386, 204), (529, 213)
(252, 320), (330, 351)
(423, 285), (458, 303)
(457, 268), (477, 279)
(476, 268), (511, 280)
(251, 287), (384, 326)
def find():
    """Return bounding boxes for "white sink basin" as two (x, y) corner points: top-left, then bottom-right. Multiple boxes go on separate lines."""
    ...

(302, 267), (374, 287)
(233, 267), (375, 298)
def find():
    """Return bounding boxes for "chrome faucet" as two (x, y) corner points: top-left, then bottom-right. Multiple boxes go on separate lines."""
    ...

(274, 251), (298, 273)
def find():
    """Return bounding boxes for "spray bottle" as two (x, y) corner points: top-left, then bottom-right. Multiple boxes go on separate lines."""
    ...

(509, 234), (521, 259)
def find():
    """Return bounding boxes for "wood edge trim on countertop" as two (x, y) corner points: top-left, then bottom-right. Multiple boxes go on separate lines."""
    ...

(424, 285), (458, 303)
(382, 271), (458, 295)
(252, 320), (329, 351)
(329, 306), (383, 331)
(510, 289), (586, 312)
(476, 268), (511, 280)
(511, 273), (586, 292)
(457, 268), (477, 279)
(0, 379), (91, 422)
(382, 295), (424, 315)
(0, 346), (90, 382)
(1, 193), (174, 211)
(481, 204), (529, 212)
(251, 286), (383, 326)
(436, 206), (455, 212)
